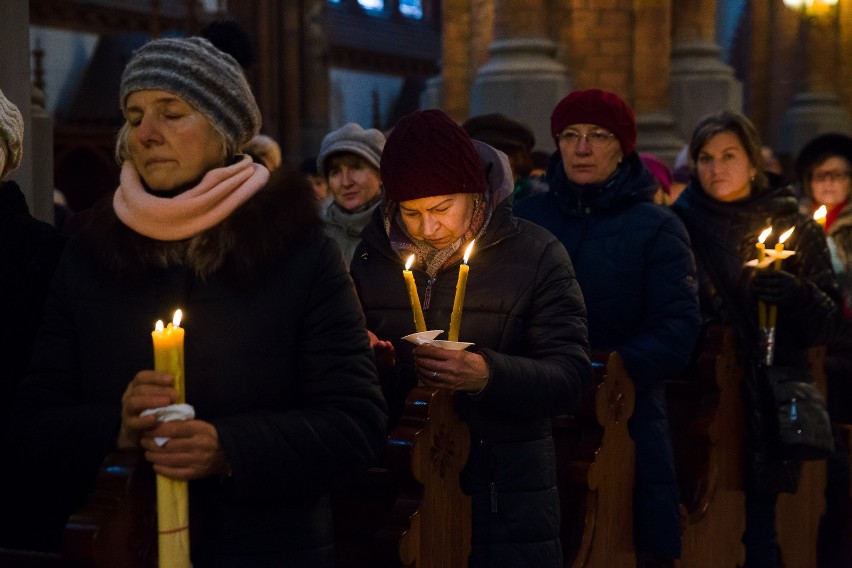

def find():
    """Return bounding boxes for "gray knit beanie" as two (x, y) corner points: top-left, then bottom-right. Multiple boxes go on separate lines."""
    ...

(120, 36), (261, 150)
(317, 123), (386, 177)
(0, 89), (24, 179)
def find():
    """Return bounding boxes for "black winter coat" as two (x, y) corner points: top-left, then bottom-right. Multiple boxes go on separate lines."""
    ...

(0, 181), (65, 436)
(514, 151), (702, 559)
(350, 145), (592, 568)
(2, 171), (388, 566)
(673, 176), (841, 494)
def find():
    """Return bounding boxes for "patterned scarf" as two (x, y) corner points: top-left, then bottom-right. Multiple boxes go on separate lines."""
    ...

(113, 155), (269, 241)
(384, 192), (492, 278)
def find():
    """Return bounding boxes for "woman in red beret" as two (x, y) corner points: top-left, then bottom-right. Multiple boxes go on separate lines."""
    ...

(350, 108), (592, 567)
(514, 88), (702, 566)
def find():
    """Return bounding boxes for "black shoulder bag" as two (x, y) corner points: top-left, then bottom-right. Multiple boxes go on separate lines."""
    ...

(762, 364), (834, 460)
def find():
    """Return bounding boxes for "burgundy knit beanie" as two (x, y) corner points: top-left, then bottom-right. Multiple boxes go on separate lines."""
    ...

(550, 89), (637, 155)
(381, 109), (486, 203)
(640, 152), (673, 195)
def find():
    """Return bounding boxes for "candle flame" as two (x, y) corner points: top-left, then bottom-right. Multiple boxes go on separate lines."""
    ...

(814, 205), (827, 221)
(155, 320), (164, 332)
(463, 240), (475, 264)
(405, 254), (415, 271)
(758, 227), (772, 244)
(173, 309), (183, 328)
(779, 226), (795, 244)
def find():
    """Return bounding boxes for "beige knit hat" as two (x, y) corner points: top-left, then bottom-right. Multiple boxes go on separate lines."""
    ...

(0, 89), (24, 179)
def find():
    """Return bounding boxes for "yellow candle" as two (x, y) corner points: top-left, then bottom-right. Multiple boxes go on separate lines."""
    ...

(448, 241), (475, 342)
(756, 226), (771, 265)
(756, 227), (771, 327)
(150, 309), (190, 568)
(768, 227), (795, 328)
(772, 227), (795, 270)
(403, 255), (427, 333)
(152, 309), (185, 402)
(814, 205), (827, 229)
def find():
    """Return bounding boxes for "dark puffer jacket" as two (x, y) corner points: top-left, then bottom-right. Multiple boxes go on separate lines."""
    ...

(0, 181), (65, 436)
(2, 170), (388, 566)
(673, 176), (841, 493)
(514, 150), (702, 560)
(350, 144), (592, 568)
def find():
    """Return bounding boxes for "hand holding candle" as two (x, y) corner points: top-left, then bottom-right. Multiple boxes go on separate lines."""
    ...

(150, 309), (190, 568)
(448, 241), (475, 342)
(403, 255), (427, 333)
(767, 226), (795, 328)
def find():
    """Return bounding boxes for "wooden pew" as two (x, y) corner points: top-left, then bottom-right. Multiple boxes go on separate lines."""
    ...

(0, 450), (157, 568)
(333, 386), (471, 568)
(776, 347), (829, 568)
(668, 323), (746, 568)
(554, 349), (636, 568)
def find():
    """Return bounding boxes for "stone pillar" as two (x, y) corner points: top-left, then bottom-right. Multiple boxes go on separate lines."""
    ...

(0, 1), (50, 223)
(468, 0), (570, 152)
(299, 0), (329, 157)
(670, 0), (743, 140)
(422, 0), (493, 120)
(632, 0), (684, 165)
(777, 5), (852, 158)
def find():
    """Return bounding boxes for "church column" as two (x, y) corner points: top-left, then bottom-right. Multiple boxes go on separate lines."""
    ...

(778, 3), (852, 158)
(468, 0), (571, 152)
(632, 0), (685, 165)
(669, 0), (743, 140)
(0, 1), (51, 223)
(421, 0), (491, 122)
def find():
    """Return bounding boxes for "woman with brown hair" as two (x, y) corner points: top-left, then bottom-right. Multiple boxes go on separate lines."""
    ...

(672, 110), (841, 567)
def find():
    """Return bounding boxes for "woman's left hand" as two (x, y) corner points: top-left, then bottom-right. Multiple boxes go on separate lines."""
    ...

(140, 419), (231, 481)
(414, 344), (490, 393)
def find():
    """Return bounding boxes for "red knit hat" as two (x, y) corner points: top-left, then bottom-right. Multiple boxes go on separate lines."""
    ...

(381, 109), (486, 203)
(550, 89), (637, 155)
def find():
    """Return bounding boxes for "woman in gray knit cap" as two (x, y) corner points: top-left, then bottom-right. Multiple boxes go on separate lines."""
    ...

(317, 122), (386, 265)
(3, 37), (386, 565)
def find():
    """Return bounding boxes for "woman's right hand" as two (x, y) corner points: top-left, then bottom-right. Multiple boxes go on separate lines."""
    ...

(368, 330), (396, 368)
(117, 370), (179, 449)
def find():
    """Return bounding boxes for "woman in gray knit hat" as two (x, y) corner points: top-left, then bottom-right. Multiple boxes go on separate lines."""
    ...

(3, 37), (386, 565)
(317, 122), (386, 265)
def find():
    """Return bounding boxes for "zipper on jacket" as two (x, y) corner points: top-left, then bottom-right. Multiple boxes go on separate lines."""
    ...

(423, 277), (435, 310)
(490, 482), (498, 513)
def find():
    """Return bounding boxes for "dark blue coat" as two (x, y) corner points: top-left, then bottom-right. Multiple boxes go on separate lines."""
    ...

(514, 151), (702, 559)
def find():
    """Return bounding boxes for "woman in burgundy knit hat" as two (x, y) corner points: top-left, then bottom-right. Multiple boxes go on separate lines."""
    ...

(515, 89), (702, 567)
(350, 108), (592, 568)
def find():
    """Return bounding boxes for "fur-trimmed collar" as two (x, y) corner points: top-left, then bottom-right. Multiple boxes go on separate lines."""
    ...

(78, 169), (322, 287)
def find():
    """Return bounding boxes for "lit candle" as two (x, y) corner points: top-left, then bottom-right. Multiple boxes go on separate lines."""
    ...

(152, 309), (185, 402)
(448, 241), (475, 342)
(403, 255), (427, 333)
(150, 309), (190, 568)
(768, 227), (796, 329)
(814, 205), (827, 229)
(756, 226), (772, 265)
(756, 227), (772, 327)
(773, 227), (795, 270)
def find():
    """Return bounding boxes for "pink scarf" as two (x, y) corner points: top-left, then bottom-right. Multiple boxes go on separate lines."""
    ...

(113, 155), (270, 241)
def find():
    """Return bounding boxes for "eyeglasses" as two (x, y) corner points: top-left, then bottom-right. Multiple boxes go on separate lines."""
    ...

(557, 129), (616, 147)
(812, 170), (851, 183)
